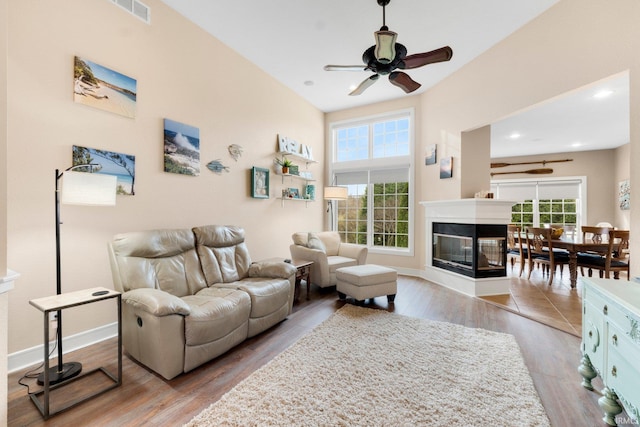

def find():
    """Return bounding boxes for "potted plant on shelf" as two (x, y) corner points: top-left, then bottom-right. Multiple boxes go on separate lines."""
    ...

(275, 157), (294, 174)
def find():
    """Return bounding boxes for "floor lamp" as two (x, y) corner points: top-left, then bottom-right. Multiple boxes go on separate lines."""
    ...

(37, 166), (117, 385)
(323, 186), (347, 231)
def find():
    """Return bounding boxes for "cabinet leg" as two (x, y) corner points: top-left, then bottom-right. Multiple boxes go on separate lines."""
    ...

(598, 387), (622, 426)
(578, 354), (597, 391)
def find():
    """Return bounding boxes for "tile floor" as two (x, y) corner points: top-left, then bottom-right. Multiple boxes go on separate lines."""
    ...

(479, 263), (628, 336)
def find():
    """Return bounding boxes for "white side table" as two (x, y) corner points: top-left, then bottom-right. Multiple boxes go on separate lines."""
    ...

(28, 287), (122, 419)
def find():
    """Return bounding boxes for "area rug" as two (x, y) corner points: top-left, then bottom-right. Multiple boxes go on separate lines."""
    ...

(185, 305), (550, 427)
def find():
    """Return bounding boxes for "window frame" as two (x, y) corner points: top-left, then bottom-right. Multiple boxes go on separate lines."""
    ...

(491, 176), (587, 230)
(329, 108), (415, 256)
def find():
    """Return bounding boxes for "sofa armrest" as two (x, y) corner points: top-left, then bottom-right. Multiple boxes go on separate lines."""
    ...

(338, 243), (368, 264)
(290, 244), (329, 268)
(248, 261), (296, 279)
(122, 288), (191, 317)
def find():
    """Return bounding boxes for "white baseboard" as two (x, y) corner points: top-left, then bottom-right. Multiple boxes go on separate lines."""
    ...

(8, 322), (118, 374)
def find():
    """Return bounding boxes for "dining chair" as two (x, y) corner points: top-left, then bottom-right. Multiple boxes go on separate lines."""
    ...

(525, 227), (570, 285)
(578, 229), (630, 280)
(578, 225), (613, 277)
(507, 224), (527, 277)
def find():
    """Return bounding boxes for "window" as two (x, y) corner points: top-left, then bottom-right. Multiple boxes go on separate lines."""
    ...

(330, 110), (413, 254)
(492, 178), (585, 235)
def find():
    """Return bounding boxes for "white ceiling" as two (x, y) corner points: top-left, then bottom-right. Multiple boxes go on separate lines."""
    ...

(159, 0), (629, 158)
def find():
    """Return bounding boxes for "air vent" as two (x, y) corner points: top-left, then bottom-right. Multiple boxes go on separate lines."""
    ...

(111, 0), (151, 24)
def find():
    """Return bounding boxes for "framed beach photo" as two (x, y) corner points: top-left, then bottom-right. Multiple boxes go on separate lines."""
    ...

(73, 56), (137, 118)
(72, 145), (136, 195)
(251, 167), (269, 199)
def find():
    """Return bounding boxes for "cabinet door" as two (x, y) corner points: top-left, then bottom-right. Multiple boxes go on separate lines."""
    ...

(583, 299), (605, 375)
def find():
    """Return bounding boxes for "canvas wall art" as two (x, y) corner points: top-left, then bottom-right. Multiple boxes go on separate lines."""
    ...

(164, 118), (200, 176)
(440, 156), (453, 179)
(425, 144), (437, 165)
(619, 179), (630, 210)
(72, 145), (136, 195)
(73, 56), (137, 118)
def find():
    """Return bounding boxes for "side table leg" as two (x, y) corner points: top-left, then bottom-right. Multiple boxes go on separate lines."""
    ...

(305, 268), (311, 300)
(294, 271), (302, 303)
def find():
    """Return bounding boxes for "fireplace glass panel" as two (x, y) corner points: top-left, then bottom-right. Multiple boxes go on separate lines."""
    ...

(432, 223), (506, 278)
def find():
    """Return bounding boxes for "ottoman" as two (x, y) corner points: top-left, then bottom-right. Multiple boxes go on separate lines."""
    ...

(336, 264), (397, 303)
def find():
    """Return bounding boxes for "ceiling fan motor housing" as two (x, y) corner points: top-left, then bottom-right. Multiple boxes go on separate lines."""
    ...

(363, 43), (407, 75)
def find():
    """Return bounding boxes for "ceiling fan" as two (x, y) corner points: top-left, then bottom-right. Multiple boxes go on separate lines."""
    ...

(324, 0), (453, 96)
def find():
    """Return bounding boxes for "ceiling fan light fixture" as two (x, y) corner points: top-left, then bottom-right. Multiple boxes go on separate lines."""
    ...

(374, 28), (397, 64)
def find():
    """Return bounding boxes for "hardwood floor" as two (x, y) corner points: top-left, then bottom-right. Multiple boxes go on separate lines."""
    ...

(7, 275), (634, 426)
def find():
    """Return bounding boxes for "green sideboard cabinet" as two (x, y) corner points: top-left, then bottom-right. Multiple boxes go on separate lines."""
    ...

(579, 277), (640, 426)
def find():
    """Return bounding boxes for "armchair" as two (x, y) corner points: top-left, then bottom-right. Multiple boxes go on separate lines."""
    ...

(289, 231), (367, 288)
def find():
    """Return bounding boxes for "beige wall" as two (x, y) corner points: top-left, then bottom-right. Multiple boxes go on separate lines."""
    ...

(6, 0), (324, 354)
(461, 126), (491, 198)
(1, 0), (8, 421)
(490, 149), (621, 226)
(614, 143), (631, 229)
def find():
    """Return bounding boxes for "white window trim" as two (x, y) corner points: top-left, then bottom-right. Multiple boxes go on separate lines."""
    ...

(329, 108), (415, 256)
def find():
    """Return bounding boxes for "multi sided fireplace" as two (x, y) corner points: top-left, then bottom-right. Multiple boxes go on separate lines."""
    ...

(432, 222), (507, 278)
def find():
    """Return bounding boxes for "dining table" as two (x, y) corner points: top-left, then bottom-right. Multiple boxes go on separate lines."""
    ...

(516, 233), (610, 288)
(550, 235), (610, 288)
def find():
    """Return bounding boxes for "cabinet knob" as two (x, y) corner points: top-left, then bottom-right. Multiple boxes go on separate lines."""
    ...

(612, 334), (618, 345)
(603, 305), (608, 315)
(611, 366), (617, 377)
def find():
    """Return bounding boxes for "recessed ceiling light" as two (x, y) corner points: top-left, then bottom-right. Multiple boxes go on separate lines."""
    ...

(593, 89), (613, 99)
(304, 80), (314, 86)
(509, 132), (521, 140)
(571, 142), (582, 147)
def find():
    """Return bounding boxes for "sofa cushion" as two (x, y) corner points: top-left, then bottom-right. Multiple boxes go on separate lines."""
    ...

(110, 229), (207, 296)
(328, 256), (357, 273)
(216, 277), (290, 319)
(184, 288), (251, 346)
(307, 233), (326, 253)
(292, 232), (308, 246)
(318, 232), (341, 256)
(193, 225), (252, 285)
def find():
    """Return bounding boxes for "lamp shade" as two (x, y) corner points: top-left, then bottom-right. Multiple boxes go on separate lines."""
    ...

(374, 30), (397, 64)
(61, 171), (117, 206)
(323, 186), (348, 201)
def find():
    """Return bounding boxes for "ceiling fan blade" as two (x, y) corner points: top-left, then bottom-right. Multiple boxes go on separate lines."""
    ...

(401, 46), (453, 69)
(349, 75), (379, 96)
(324, 65), (368, 72)
(389, 71), (421, 93)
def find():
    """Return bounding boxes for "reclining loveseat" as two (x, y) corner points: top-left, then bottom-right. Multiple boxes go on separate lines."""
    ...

(108, 225), (296, 380)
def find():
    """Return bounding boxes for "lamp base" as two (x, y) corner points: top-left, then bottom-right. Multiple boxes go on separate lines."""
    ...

(36, 361), (82, 385)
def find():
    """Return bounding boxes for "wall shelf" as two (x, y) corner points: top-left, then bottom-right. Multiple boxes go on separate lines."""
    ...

(277, 151), (317, 165)
(277, 197), (315, 207)
(277, 173), (316, 183)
